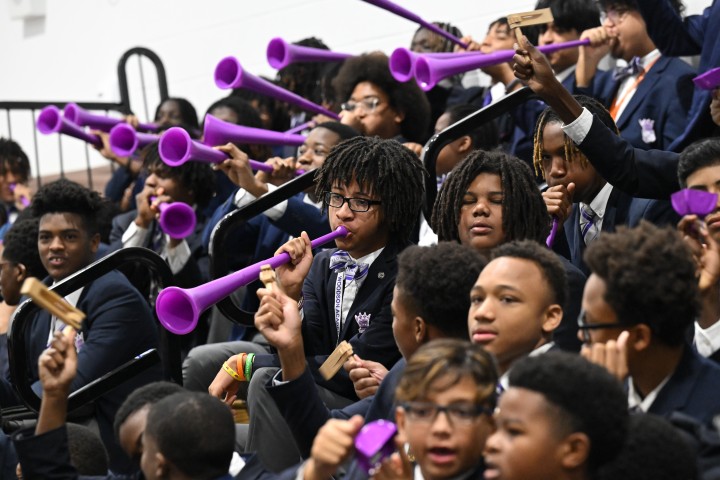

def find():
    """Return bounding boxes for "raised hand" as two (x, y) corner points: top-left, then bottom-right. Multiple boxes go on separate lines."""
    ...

(344, 354), (388, 399)
(543, 182), (576, 225)
(581, 330), (629, 382)
(305, 416), (365, 480)
(38, 330), (78, 398)
(208, 353), (243, 406)
(275, 232), (314, 301)
(255, 287), (303, 351)
(214, 143), (268, 197)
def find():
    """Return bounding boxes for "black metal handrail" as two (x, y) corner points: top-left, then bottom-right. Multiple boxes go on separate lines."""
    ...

(421, 86), (538, 215)
(7, 247), (181, 413)
(209, 171), (317, 325)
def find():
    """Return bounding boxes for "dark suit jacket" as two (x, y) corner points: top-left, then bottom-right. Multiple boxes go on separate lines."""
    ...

(647, 346), (720, 426)
(268, 358), (406, 459)
(576, 116), (679, 200)
(555, 188), (679, 275)
(554, 256), (586, 353)
(24, 271), (161, 474)
(636, 0), (720, 152)
(577, 57), (695, 150)
(253, 243), (404, 400)
(108, 208), (209, 288)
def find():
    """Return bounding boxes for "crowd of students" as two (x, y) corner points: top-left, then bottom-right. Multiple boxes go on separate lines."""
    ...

(1, 0), (720, 478)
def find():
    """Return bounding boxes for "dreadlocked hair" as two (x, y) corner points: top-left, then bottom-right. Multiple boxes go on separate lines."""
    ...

(431, 149), (550, 245)
(314, 136), (426, 245)
(532, 95), (619, 177)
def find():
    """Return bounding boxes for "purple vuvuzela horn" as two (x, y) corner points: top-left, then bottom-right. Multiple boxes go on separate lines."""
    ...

(414, 38), (592, 91)
(214, 58), (340, 120)
(389, 48), (486, 83)
(109, 123), (159, 157)
(37, 106), (102, 148)
(359, 0), (468, 48)
(203, 114), (306, 147)
(267, 37), (352, 70)
(150, 195), (197, 240)
(155, 225), (349, 334)
(64, 103), (157, 132)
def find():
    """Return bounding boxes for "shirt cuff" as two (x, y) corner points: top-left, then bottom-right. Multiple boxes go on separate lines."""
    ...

(162, 237), (192, 274)
(233, 184), (289, 221)
(122, 221), (150, 247)
(561, 107), (593, 145)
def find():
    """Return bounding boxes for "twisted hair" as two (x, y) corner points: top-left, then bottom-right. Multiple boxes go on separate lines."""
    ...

(533, 95), (618, 177)
(396, 339), (498, 409)
(0, 138), (31, 182)
(431, 150), (550, 245)
(332, 52), (431, 143)
(314, 136), (425, 245)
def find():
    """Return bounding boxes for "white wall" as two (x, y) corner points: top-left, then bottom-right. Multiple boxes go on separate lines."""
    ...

(0, 0), (711, 177)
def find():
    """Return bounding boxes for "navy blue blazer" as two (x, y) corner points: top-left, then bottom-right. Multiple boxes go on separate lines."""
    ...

(555, 188), (678, 275)
(108, 208), (210, 288)
(23, 271), (162, 474)
(577, 57), (694, 150)
(646, 346), (720, 426)
(576, 115), (680, 200)
(636, 0), (720, 152)
(253, 242), (404, 400)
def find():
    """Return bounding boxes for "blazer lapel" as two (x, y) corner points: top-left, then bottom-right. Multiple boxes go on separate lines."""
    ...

(615, 57), (668, 130)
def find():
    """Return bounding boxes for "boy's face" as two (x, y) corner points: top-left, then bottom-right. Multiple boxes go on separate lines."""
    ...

(118, 406), (150, 467)
(482, 22), (514, 53)
(0, 255), (24, 306)
(328, 179), (388, 259)
(155, 99), (183, 128)
(457, 173), (506, 254)
(484, 387), (572, 480)
(396, 375), (492, 480)
(538, 23), (581, 73)
(411, 28), (445, 53)
(391, 286), (421, 359)
(296, 127), (341, 172)
(578, 273), (625, 345)
(38, 212), (99, 281)
(340, 81), (403, 140)
(0, 164), (26, 205)
(602, 7), (647, 61)
(541, 122), (605, 204)
(145, 166), (194, 205)
(468, 257), (560, 374)
(684, 163), (720, 244)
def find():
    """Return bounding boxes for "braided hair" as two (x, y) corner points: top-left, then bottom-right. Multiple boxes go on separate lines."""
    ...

(532, 95), (618, 177)
(431, 149), (550, 245)
(314, 136), (426, 245)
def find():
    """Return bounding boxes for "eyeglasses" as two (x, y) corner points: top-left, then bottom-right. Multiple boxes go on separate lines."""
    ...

(601, 8), (629, 25)
(340, 97), (381, 114)
(577, 309), (622, 343)
(323, 192), (381, 213)
(401, 401), (493, 426)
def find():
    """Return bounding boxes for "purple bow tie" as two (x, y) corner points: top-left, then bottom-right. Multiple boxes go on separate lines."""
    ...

(613, 56), (643, 81)
(329, 250), (369, 282)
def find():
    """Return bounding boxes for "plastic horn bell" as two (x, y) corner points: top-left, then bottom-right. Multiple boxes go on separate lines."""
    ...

(64, 103), (157, 132)
(8, 183), (30, 207)
(158, 127), (295, 174)
(109, 123), (159, 157)
(359, 0), (468, 48)
(37, 106), (102, 148)
(389, 48), (485, 83)
(155, 225), (349, 334)
(267, 37), (352, 70)
(150, 196), (197, 239)
(414, 38), (591, 91)
(214, 58), (340, 120)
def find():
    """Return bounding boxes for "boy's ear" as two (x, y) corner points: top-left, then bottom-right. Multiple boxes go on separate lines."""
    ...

(15, 263), (27, 283)
(414, 316), (427, 344)
(558, 432), (590, 470)
(155, 451), (169, 479)
(393, 108), (406, 125)
(541, 304), (563, 334)
(89, 233), (101, 254)
(457, 135), (473, 154)
(630, 324), (652, 352)
(395, 406), (408, 444)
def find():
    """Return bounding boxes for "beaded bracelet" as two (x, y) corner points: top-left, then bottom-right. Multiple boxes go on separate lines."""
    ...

(244, 353), (256, 382)
(222, 361), (244, 382)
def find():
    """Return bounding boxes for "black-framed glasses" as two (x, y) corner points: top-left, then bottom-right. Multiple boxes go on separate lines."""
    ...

(323, 192), (381, 213)
(601, 7), (630, 25)
(400, 401), (493, 426)
(340, 97), (381, 114)
(577, 309), (622, 343)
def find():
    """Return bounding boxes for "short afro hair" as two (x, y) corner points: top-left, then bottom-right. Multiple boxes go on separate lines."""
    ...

(491, 240), (567, 307)
(66, 423), (109, 475)
(432, 150), (550, 246)
(146, 392), (235, 478)
(535, 0), (601, 34)
(154, 97), (199, 131)
(332, 52), (431, 143)
(1, 218), (47, 278)
(442, 104), (500, 152)
(314, 121), (361, 142)
(677, 137), (720, 188)
(595, 414), (696, 480)
(397, 242), (487, 339)
(31, 179), (103, 235)
(584, 222), (699, 346)
(314, 136), (426, 245)
(113, 381), (183, 440)
(0, 137), (31, 182)
(509, 352), (628, 472)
